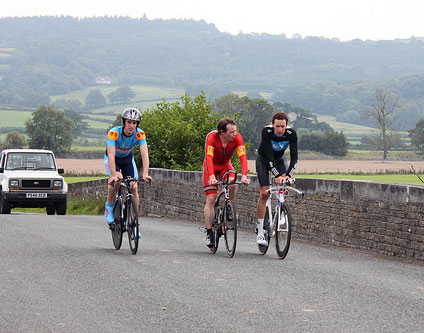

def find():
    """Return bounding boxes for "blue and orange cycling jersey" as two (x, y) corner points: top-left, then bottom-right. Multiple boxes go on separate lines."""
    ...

(106, 126), (147, 158)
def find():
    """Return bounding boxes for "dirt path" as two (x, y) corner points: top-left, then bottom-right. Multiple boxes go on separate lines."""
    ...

(57, 158), (424, 175)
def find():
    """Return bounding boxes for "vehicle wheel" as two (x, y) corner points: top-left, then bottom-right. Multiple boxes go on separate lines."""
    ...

(0, 193), (11, 214)
(275, 202), (292, 259)
(112, 198), (123, 250)
(127, 196), (139, 255)
(56, 200), (67, 215)
(258, 208), (271, 255)
(224, 200), (237, 258)
(46, 205), (55, 215)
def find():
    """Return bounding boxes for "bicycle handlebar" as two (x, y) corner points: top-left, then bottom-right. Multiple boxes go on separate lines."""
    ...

(109, 176), (151, 187)
(267, 178), (304, 198)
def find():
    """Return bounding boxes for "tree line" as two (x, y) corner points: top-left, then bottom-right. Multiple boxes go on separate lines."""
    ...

(1, 16), (424, 130)
(4, 92), (424, 163)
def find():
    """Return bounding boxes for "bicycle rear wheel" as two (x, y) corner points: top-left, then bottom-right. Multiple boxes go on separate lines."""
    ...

(112, 197), (123, 250)
(258, 208), (271, 255)
(275, 202), (292, 259)
(224, 200), (237, 258)
(127, 196), (139, 255)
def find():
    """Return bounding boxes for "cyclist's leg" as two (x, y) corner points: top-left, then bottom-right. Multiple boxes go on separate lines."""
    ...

(104, 154), (122, 223)
(120, 153), (139, 204)
(203, 162), (218, 247)
(256, 155), (270, 219)
(120, 153), (141, 238)
(203, 171), (218, 229)
(256, 155), (271, 245)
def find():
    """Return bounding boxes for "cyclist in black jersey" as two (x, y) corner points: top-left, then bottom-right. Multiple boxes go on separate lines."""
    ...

(256, 112), (298, 246)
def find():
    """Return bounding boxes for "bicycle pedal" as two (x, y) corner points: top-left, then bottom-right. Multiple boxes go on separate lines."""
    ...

(108, 223), (115, 231)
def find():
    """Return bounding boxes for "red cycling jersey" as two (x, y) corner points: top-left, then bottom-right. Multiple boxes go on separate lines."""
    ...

(204, 130), (248, 177)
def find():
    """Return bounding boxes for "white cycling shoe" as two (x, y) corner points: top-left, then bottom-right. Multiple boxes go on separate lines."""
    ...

(256, 234), (268, 246)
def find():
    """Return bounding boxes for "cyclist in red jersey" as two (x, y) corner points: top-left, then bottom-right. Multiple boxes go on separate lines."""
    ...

(203, 117), (250, 248)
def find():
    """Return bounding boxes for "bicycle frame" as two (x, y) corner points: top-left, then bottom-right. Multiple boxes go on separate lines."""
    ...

(265, 185), (294, 235)
(259, 178), (303, 258)
(211, 171), (241, 258)
(110, 176), (143, 254)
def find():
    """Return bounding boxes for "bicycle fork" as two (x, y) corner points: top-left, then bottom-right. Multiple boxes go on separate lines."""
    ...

(275, 190), (288, 232)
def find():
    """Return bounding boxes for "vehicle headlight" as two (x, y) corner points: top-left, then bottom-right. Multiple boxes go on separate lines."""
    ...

(53, 180), (62, 188)
(9, 179), (19, 188)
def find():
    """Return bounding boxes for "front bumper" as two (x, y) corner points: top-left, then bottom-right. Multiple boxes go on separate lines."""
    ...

(3, 191), (67, 208)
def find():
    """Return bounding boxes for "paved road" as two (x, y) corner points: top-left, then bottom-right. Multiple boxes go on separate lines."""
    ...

(1, 213), (423, 332)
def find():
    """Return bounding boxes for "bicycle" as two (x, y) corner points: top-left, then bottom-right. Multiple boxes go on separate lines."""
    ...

(210, 171), (244, 258)
(258, 178), (304, 259)
(109, 176), (145, 255)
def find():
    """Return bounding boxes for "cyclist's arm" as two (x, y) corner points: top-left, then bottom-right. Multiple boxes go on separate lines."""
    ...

(285, 131), (298, 178)
(235, 134), (250, 185)
(205, 134), (217, 184)
(107, 145), (119, 184)
(139, 144), (152, 182)
(135, 129), (152, 182)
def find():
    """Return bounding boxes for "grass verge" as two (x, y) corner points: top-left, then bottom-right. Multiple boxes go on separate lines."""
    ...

(12, 198), (106, 215)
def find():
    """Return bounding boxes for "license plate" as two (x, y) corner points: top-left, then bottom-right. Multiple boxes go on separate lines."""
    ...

(26, 193), (47, 198)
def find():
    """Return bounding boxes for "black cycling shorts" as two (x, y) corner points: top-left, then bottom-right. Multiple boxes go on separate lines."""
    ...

(256, 154), (288, 187)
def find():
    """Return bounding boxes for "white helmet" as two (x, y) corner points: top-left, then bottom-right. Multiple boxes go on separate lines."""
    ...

(121, 108), (141, 126)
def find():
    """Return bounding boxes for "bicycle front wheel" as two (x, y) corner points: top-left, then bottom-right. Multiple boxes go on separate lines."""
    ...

(224, 200), (237, 258)
(275, 202), (292, 259)
(127, 196), (139, 255)
(112, 198), (123, 250)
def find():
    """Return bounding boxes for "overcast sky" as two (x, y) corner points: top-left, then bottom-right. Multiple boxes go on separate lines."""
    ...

(2, 0), (424, 41)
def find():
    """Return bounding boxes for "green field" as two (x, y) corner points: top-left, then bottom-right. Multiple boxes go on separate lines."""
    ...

(51, 84), (184, 106)
(65, 176), (106, 184)
(65, 174), (424, 185)
(0, 110), (32, 127)
(297, 173), (423, 185)
(316, 114), (410, 145)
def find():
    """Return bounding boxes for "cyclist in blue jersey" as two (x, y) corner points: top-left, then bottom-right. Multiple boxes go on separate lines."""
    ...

(104, 108), (152, 228)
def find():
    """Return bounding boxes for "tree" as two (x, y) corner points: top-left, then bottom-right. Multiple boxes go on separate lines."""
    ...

(64, 110), (89, 137)
(273, 102), (332, 132)
(54, 98), (84, 112)
(0, 131), (26, 150)
(213, 94), (273, 157)
(409, 117), (424, 153)
(108, 86), (136, 104)
(85, 89), (106, 109)
(25, 105), (75, 154)
(135, 93), (219, 170)
(363, 89), (400, 160)
(299, 131), (349, 157)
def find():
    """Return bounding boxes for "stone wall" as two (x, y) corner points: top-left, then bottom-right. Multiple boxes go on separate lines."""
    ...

(68, 168), (424, 261)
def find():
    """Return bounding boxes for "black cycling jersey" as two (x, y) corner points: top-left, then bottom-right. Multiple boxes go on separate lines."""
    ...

(257, 125), (298, 178)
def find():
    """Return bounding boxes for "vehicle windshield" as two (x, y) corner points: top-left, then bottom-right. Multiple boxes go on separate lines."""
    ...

(6, 152), (56, 170)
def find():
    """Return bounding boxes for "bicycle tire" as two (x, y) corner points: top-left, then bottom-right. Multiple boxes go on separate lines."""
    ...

(258, 208), (271, 255)
(275, 202), (292, 259)
(210, 204), (220, 254)
(127, 196), (139, 255)
(112, 197), (123, 250)
(224, 200), (237, 258)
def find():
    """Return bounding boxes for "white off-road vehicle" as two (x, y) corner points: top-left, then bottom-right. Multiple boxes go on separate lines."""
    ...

(0, 149), (67, 215)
